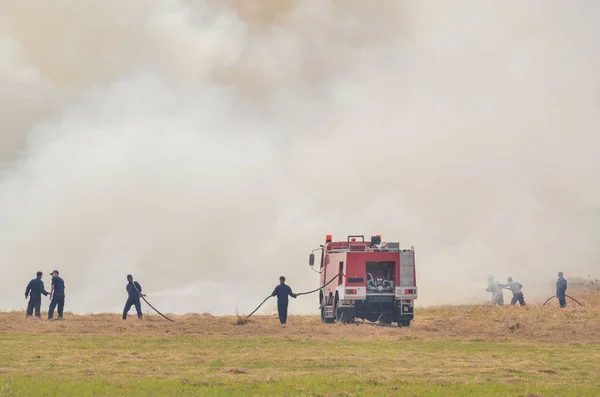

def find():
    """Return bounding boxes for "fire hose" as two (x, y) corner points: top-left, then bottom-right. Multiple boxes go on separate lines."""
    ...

(132, 279), (176, 322)
(542, 294), (583, 307)
(245, 272), (345, 319)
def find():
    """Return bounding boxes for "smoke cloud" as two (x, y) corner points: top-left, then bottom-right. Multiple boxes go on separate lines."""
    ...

(1, 1), (599, 315)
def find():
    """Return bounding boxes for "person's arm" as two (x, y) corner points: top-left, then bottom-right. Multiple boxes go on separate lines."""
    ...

(49, 281), (55, 299)
(565, 280), (568, 291)
(271, 286), (278, 297)
(519, 283), (523, 290)
(41, 281), (49, 296)
(135, 282), (145, 297)
(289, 287), (297, 299)
(25, 281), (32, 299)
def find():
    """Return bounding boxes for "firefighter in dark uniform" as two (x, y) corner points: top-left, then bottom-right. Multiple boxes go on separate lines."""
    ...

(48, 270), (66, 320)
(271, 276), (297, 324)
(123, 274), (145, 320)
(556, 272), (568, 308)
(25, 271), (49, 318)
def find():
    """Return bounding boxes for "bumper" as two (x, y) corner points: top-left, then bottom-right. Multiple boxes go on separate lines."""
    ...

(395, 287), (418, 300)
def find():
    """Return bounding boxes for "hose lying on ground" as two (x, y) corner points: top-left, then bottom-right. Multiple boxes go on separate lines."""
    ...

(245, 272), (345, 319)
(133, 280), (176, 322)
(542, 294), (583, 307)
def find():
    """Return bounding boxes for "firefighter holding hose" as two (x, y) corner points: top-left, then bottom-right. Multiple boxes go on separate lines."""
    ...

(123, 274), (146, 320)
(556, 272), (568, 308)
(271, 276), (297, 324)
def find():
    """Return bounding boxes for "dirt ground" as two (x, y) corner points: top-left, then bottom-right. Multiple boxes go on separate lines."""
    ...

(2, 287), (599, 344)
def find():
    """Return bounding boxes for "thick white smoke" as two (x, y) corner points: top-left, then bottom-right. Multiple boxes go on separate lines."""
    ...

(1, 1), (599, 315)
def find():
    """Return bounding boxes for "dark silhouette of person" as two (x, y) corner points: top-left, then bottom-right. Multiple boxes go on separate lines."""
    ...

(48, 270), (66, 320)
(123, 274), (145, 320)
(271, 276), (297, 324)
(556, 272), (568, 308)
(25, 271), (49, 318)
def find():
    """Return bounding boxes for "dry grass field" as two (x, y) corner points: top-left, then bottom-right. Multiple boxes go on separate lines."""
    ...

(1, 282), (600, 396)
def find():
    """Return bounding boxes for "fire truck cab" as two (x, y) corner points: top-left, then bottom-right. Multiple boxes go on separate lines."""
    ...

(309, 234), (417, 327)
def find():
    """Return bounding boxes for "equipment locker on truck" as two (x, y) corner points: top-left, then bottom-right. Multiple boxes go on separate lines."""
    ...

(309, 234), (417, 327)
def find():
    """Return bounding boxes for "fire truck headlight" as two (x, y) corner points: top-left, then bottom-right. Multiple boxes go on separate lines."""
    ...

(345, 289), (357, 294)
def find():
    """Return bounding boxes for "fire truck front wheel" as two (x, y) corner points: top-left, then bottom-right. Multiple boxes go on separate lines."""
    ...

(397, 319), (412, 327)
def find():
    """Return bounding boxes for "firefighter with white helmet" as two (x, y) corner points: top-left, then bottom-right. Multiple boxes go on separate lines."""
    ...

(486, 274), (504, 305)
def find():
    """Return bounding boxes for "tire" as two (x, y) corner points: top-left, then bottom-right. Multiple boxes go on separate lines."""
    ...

(397, 319), (411, 327)
(333, 296), (342, 322)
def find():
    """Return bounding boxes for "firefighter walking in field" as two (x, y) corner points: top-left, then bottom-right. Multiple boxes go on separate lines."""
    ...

(123, 274), (145, 320)
(557, 272), (568, 308)
(271, 276), (297, 324)
(25, 271), (49, 318)
(48, 270), (66, 320)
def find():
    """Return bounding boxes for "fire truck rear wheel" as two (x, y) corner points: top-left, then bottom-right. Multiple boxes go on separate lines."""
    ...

(397, 320), (411, 327)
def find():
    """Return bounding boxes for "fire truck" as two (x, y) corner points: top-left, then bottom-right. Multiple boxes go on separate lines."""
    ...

(309, 234), (417, 327)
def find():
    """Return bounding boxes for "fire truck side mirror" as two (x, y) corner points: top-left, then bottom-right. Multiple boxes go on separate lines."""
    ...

(309, 253), (315, 267)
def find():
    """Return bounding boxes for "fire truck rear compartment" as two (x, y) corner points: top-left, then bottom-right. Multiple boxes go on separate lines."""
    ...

(366, 260), (395, 294)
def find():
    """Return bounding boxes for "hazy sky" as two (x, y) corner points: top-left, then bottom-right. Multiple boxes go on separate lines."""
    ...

(1, 0), (599, 315)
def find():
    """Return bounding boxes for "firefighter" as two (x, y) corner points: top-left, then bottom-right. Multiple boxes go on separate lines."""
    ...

(556, 272), (568, 308)
(486, 274), (504, 305)
(123, 274), (145, 320)
(25, 271), (49, 318)
(501, 277), (526, 306)
(48, 270), (66, 320)
(271, 276), (297, 324)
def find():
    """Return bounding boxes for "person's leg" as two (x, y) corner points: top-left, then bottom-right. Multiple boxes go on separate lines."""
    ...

(282, 302), (288, 324)
(123, 298), (133, 320)
(26, 299), (35, 317)
(48, 297), (57, 319)
(511, 295), (518, 305)
(34, 299), (42, 317)
(519, 294), (526, 306)
(57, 296), (64, 318)
(134, 299), (142, 319)
(277, 300), (284, 323)
(559, 296), (566, 308)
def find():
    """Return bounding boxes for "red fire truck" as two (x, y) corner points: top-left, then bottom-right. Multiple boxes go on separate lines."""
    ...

(309, 234), (417, 327)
